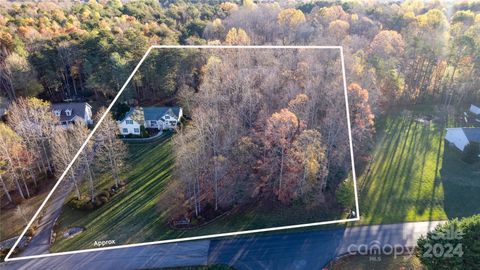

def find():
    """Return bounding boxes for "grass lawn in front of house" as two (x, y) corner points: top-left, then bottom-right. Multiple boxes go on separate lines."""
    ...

(51, 128), (348, 253)
(356, 105), (480, 225)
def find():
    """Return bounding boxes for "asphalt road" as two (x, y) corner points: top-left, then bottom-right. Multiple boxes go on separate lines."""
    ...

(20, 146), (98, 257)
(20, 178), (74, 257)
(1, 221), (444, 270)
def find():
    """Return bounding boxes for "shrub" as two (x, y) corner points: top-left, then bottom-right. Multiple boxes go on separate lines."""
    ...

(84, 201), (94, 210)
(98, 195), (109, 204)
(140, 125), (148, 137)
(69, 198), (84, 209)
(69, 197), (95, 211)
(336, 177), (355, 209)
(25, 227), (36, 237)
(98, 190), (110, 199)
(94, 199), (104, 208)
(417, 214), (480, 269)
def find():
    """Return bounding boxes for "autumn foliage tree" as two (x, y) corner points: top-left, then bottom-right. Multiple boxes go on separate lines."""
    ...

(262, 109), (303, 202)
(348, 83), (375, 160)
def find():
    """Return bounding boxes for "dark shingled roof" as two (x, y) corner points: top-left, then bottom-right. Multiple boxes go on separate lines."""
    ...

(51, 102), (90, 122)
(143, 107), (181, 121)
(463, 128), (480, 143)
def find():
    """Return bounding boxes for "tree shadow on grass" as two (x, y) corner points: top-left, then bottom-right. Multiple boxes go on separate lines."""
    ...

(441, 146), (480, 219)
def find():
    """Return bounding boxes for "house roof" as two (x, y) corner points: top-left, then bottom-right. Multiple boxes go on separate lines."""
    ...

(143, 107), (181, 121)
(463, 128), (480, 143)
(121, 107), (145, 124)
(51, 102), (90, 122)
(445, 127), (480, 151)
(469, 104), (480, 116)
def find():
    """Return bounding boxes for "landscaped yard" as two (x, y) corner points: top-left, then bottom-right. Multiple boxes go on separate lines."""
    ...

(356, 105), (480, 225)
(51, 134), (175, 252)
(49, 104), (480, 254)
(51, 132), (345, 253)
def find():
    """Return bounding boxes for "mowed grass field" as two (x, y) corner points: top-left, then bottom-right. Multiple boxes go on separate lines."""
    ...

(356, 105), (480, 225)
(51, 134), (176, 252)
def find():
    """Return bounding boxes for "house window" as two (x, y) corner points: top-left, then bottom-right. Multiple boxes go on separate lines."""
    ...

(134, 128), (140, 134)
(65, 109), (72, 116)
(165, 115), (170, 119)
(126, 120), (133, 125)
(122, 128), (128, 133)
(54, 110), (61, 116)
(170, 121), (176, 125)
(150, 120), (157, 126)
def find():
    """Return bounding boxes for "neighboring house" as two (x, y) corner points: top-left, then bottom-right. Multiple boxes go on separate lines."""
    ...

(117, 106), (182, 135)
(52, 102), (93, 126)
(445, 127), (480, 151)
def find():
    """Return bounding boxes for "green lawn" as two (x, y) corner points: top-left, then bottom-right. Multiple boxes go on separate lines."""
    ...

(51, 134), (175, 252)
(356, 105), (480, 225)
(51, 132), (345, 253)
(49, 104), (480, 254)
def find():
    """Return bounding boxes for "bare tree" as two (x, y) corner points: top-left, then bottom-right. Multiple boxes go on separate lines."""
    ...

(70, 122), (96, 202)
(51, 128), (82, 198)
(0, 166), (12, 203)
(173, 125), (206, 216)
(94, 107), (128, 188)
(8, 97), (56, 175)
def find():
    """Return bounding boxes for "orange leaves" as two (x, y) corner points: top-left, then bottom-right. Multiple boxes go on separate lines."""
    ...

(264, 108), (303, 148)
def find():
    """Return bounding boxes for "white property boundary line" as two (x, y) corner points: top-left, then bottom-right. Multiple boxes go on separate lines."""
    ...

(5, 45), (360, 262)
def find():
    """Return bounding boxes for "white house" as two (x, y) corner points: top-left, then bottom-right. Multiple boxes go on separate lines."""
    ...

(117, 107), (144, 135)
(51, 102), (93, 126)
(143, 107), (183, 130)
(117, 106), (183, 135)
(445, 127), (480, 151)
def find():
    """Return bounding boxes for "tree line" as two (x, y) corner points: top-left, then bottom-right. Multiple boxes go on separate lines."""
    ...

(1, 1), (478, 109)
(0, 0), (227, 102)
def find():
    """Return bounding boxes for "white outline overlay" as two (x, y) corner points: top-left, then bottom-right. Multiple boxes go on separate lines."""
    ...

(4, 45), (360, 262)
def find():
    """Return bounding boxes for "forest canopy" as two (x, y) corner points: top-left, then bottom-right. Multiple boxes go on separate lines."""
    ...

(1, 0), (479, 107)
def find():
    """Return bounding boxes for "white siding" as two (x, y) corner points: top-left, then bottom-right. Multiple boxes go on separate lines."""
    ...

(85, 105), (93, 124)
(118, 116), (141, 135)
